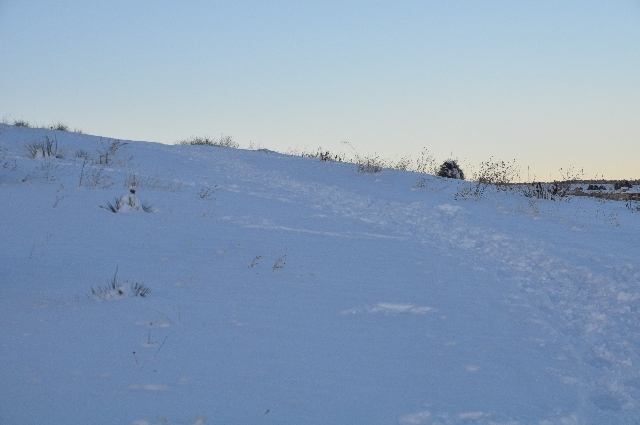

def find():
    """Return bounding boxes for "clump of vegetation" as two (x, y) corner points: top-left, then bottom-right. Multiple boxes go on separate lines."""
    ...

(179, 134), (239, 149)
(356, 154), (385, 174)
(25, 136), (66, 159)
(90, 267), (126, 300)
(49, 122), (70, 131)
(512, 166), (583, 201)
(413, 148), (438, 175)
(296, 145), (441, 176)
(3, 115), (84, 133)
(78, 158), (115, 188)
(587, 184), (606, 191)
(614, 180), (633, 190)
(437, 160), (465, 180)
(75, 149), (92, 160)
(124, 173), (144, 190)
(198, 186), (217, 199)
(130, 281), (151, 297)
(100, 194), (155, 213)
(97, 139), (126, 165)
(300, 148), (345, 162)
(395, 156), (415, 171)
(475, 158), (518, 189)
(75, 141), (130, 188)
(518, 181), (572, 201)
(626, 200), (640, 212)
(90, 267), (151, 300)
(13, 118), (30, 127)
(455, 158), (519, 200)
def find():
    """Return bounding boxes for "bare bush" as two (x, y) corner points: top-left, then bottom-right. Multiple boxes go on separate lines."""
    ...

(123, 172), (181, 192)
(79, 158), (114, 188)
(97, 139), (126, 165)
(414, 148), (438, 175)
(518, 182), (572, 201)
(75, 149), (92, 160)
(391, 156), (413, 171)
(356, 154), (385, 174)
(454, 183), (483, 200)
(217, 134), (238, 148)
(25, 136), (66, 159)
(124, 173), (144, 190)
(475, 158), (519, 189)
(516, 166), (583, 201)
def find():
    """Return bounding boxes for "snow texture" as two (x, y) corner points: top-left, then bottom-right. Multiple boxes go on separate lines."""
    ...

(1, 124), (640, 424)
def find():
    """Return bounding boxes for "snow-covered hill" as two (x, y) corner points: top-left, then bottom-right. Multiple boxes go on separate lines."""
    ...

(1, 124), (639, 424)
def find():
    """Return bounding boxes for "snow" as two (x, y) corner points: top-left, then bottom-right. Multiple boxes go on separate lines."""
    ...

(1, 123), (640, 424)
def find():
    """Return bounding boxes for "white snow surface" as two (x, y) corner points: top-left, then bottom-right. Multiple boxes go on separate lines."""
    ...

(1, 124), (640, 424)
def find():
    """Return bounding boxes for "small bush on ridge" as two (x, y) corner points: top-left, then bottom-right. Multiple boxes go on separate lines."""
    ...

(50, 122), (70, 131)
(437, 160), (465, 180)
(414, 148), (438, 175)
(475, 158), (518, 189)
(356, 154), (385, 174)
(300, 148), (345, 162)
(13, 119), (30, 127)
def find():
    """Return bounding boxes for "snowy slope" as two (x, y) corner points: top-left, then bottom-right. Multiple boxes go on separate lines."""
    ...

(1, 124), (639, 425)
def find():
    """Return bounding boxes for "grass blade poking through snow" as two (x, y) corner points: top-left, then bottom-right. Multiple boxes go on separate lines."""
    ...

(100, 194), (155, 213)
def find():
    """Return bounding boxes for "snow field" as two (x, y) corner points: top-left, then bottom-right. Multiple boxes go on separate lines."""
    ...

(1, 124), (639, 424)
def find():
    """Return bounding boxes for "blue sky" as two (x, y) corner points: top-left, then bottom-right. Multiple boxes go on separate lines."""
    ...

(1, 1), (638, 180)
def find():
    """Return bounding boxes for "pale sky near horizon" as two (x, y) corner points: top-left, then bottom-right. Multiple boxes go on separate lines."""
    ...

(1, 1), (638, 180)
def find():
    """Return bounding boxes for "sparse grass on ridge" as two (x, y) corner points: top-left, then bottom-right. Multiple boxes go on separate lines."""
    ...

(286, 144), (442, 176)
(49, 122), (70, 132)
(13, 118), (31, 127)
(179, 134), (239, 148)
(1, 115), (83, 133)
(277, 144), (637, 204)
(5, 114), (638, 205)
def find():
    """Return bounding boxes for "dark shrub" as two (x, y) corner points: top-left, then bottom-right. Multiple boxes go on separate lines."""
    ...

(614, 180), (633, 190)
(437, 160), (465, 180)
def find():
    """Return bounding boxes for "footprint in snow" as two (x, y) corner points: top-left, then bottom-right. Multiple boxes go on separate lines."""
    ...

(130, 383), (169, 391)
(436, 204), (463, 215)
(341, 302), (434, 315)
